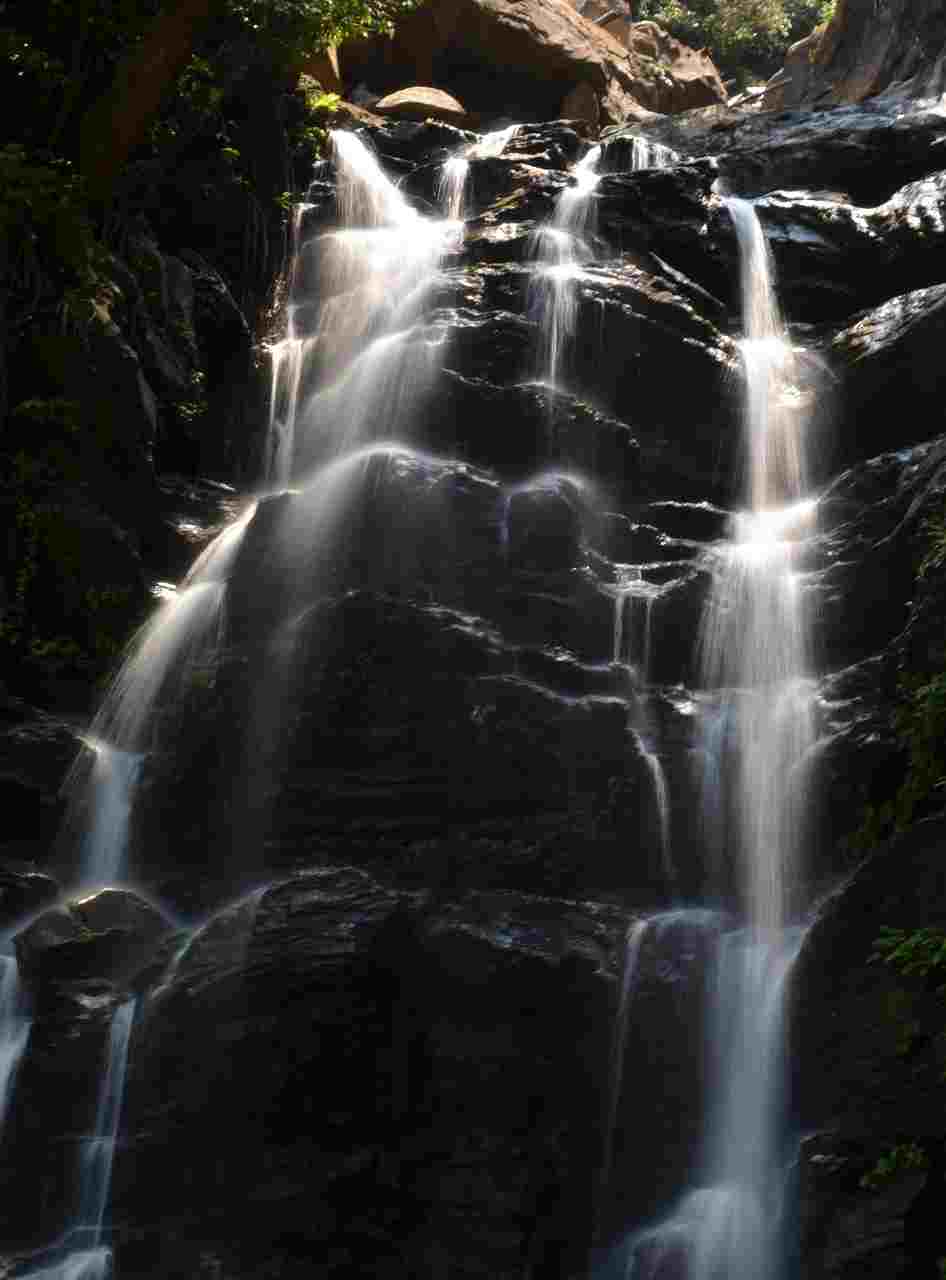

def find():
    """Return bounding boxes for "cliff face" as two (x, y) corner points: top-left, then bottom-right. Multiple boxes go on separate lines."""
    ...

(3, 5), (946, 1279)
(2, 90), (946, 1276)
(765, 0), (946, 108)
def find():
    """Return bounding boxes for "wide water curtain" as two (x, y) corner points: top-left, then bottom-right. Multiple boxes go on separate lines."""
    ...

(267, 131), (461, 485)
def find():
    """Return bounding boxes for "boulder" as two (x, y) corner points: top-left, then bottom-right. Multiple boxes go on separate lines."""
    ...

(624, 21), (728, 112)
(15, 888), (175, 988)
(339, 0), (669, 125)
(373, 85), (470, 125)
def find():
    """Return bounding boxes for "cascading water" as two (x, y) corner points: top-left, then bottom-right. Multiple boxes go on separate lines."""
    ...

(615, 194), (818, 1280)
(68, 562), (234, 890)
(270, 130), (461, 481)
(530, 144), (601, 385)
(0, 955), (29, 1136)
(629, 137), (679, 171)
(612, 570), (674, 891)
(23, 999), (137, 1280)
(437, 124), (521, 220)
(6, 105), (839, 1280)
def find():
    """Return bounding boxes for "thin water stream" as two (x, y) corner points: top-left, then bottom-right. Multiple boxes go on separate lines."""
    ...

(611, 194), (818, 1280)
(22, 999), (136, 1280)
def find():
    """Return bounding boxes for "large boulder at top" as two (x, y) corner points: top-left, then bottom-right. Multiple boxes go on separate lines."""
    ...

(763, 0), (946, 109)
(374, 85), (471, 125)
(340, 0), (724, 125)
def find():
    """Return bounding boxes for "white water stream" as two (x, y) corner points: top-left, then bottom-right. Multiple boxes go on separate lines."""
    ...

(23, 999), (136, 1280)
(617, 195), (817, 1280)
(0, 955), (29, 1136)
(437, 124), (521, 220)
(530, 144), (601, 386)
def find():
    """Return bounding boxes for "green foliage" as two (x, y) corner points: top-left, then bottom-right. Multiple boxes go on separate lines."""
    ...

(859, 1141), (929, 1190)
(636, 0), (836, 85)
(872, 927), (946, 983)
(871, 925), (946, 1080)
(853, 510), (946, 847)
(226, 0), (417, 57)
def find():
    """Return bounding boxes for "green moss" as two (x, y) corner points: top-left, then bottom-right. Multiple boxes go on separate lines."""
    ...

(860, 1141), (929, 1190)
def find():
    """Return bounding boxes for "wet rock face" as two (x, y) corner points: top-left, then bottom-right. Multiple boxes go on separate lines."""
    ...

(113, 870), (623, 1280)
(764, 0), (946, 109)
(791, 817), (946, 1280)
(9, 81), (946, 1280)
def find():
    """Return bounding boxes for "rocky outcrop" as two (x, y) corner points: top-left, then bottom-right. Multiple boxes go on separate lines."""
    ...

(622, 22), (727, 113)
(605, 99), (946, 206)
(339, 0), (725, 125)
(763, 0), (946, 110)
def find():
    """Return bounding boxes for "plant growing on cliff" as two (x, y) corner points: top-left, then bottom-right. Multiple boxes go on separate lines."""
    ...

(859, 1141), (929, 1190)
(636, 0), (836, 84)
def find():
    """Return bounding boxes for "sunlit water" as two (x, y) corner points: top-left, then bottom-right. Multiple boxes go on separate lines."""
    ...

(437, 124), (521, 219)
(612, 196), (818, 1280)
(530, 144), (601, 385)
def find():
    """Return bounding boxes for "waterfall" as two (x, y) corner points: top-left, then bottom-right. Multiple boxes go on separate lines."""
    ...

(76, 999), (136, 1246)
(23, 999), (137, 1280)
(69, 574), (228, 889)
(600, 911), (726, 1246)
(436, 124), (521, 220)
(0, 955), (29, 1135)
(612, 197), (817, 1280)
(530, 144), (601, 385)
(65, 489), (256, 890)
(630, 137), (679, 170)
(273, 130), (460, 480)
(683, 196), (816, 1279)
(612, 569), (673, 890)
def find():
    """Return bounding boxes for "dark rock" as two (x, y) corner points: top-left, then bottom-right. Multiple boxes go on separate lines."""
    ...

(113, 870), (621, 1280)
(830, 284), (946, 466)
(796, 1131), (927, 1280)
(794, 815), (946, 1139)
(0, 864), (59, 934)
(603, 100), (946, 207)
(505, 479), (584, 570)
(15, 889), (174, 989)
